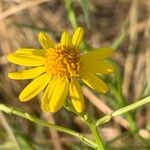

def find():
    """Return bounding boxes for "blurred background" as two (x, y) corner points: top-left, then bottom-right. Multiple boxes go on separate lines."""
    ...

(0, 0), (150, 149)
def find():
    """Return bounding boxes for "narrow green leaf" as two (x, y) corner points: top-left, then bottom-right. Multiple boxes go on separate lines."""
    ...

(80, 0), (91, 28)
(64, 0), (78, 28)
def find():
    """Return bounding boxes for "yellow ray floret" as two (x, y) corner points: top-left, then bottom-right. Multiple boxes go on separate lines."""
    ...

(69, 77), (84, 113)
(7, 53), (45, 66)
(42, 78), (69, 112)
(82, 59), (114, 74)
(81, 48), (113, 61)
(8, 67), (45, 80)
(72, 27), (84, 47)
(19, 74), (50, 101)
(48, 78), (69, 112)
(38, 32), (54, 49)
(7, 27), (114, 113)
(15, 48), (46, 56)
(60, 31), (71, 46)
(80, 71), (108, 93)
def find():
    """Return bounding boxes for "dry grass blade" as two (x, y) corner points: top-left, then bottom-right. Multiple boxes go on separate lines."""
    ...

(123, 0), (138, 99)
(42, 112), (63, 150)
(82, 86), (129, 129)
(0, 0), (51, 21)
(144, 2), (150, 91)
(144, 2), (150, 133)
(0, 112), (21, 149)
(0, 56), (7, 65)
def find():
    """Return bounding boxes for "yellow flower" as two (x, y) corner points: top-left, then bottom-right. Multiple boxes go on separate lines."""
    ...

(7, 27), (114, 113)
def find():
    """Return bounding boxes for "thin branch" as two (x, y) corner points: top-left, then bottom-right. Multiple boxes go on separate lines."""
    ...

(0, 103), (96, 149)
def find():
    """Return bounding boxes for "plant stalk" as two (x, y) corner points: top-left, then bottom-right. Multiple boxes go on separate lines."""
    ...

(0, 103), (96, 148)
(90, 124), (104, 150)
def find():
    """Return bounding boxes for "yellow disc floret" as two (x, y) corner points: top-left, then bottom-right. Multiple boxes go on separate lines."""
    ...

(45, 44), (80, 78)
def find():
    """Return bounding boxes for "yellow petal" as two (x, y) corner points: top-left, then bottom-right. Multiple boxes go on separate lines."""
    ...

(8, 67), (45, 80)
(41, 79), (56, 112)
(46, 78), (69, 113)
(72, 27), (84, 47)
(60, 31), (70, 46)
(82, 59), (114, 74)
(80, 71), (108, 93)
(7, 53), (45, 66)
(69, 77), (84, 113)
(81, 48), (114, 61)
(16, 48), (46, 56)
(38, 32), (54, 49)
(19, 73), (50, 101)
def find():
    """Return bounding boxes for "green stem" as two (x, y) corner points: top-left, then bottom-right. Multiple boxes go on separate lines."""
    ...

(0, 103), (96, 148)
(79, 113), (105, 150)
(65, 102), (105, 149)
(96, 96), (150, 126)
(90, 124), (104, 150)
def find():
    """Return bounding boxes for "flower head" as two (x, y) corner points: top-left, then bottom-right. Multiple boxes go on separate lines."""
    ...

(7, 27), (114, 113)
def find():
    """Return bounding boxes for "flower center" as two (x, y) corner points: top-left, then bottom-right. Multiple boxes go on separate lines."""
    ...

(45, 44), (80, 78)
